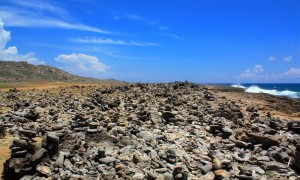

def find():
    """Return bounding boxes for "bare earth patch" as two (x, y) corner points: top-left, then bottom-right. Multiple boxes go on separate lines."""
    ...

(0, 81), (120, 91)
(0, 134), (14, 180)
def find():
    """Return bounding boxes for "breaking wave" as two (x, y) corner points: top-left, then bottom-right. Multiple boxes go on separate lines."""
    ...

(231, 84), (246, 89)
(231, 84), (300, 98)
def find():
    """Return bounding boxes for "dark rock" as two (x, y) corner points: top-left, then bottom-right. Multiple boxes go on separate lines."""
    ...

(287, 121), (300, 134)
(246, 133), (279, 147)
(12, 139), (28, 148)
(258, 161), (287, 171)
(45, 132), (59, 155)
(294, 144), (300, 169)
(19, 130), (37, 138)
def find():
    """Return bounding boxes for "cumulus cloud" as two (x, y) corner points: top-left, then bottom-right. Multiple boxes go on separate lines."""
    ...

(70, 37), (159, 46)
(0, 21), (10, 49)
(239, 65), (300, 82)
(0, 19), (44, 64)
(283, 55), (293, 62)
(268, 56), (276, 61)
(239, 65), (264, 78)
(282, 68), (300, 78)
(54, 53), (108, 73)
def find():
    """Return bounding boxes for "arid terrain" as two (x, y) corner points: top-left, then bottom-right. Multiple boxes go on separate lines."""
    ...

(0, 82), (300, 179)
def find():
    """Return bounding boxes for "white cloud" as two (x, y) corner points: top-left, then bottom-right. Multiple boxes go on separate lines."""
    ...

(0, 19), (44, 65)
(282, 68), (300, 78)
(70, 37), (159, 46)
(124, 13), (168, 30)
(283, 55), (293, 62)
(268, 56), (276, 61)
(125, 13), (145, 21)
(0, 20), (10, 49)
(0, 6), (110, 33)
(239, 65), (264, 78)
(157, 33), (186, 40)
(239, 65), (300, 81)
(9, 0), (68, 18)
(54, 53), (108, 73)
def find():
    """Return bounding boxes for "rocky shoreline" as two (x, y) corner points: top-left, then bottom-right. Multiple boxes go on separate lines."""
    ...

(0, 82), (300, 179)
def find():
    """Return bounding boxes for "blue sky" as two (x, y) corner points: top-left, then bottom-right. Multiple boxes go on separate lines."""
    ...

(0, 0), (299, 83)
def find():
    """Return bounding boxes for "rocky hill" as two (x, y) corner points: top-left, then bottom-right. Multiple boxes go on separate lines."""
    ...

(0, 60), (110, 83)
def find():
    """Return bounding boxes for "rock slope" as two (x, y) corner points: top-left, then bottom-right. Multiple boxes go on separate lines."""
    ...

(0, 82), (300, 179)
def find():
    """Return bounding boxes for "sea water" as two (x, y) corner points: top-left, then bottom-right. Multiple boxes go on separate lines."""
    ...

(230, 83), (300, 98)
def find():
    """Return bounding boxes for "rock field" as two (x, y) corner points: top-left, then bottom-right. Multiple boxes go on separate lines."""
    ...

(0, 82), (300, 180)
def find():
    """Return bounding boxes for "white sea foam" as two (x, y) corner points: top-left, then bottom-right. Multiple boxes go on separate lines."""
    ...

(245, 85), (300, 98)
(231, 84), (246, 89)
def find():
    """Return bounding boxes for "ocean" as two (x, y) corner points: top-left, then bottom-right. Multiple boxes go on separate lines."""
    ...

(229, 83), (300, 98)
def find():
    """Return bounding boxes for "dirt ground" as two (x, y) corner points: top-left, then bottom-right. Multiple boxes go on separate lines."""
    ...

(0, 134), (14, 180)
(0, 81), (119, 91)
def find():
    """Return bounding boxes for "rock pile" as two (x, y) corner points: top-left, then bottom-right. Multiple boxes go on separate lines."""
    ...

(3, 129), (47, 179)
(0, 82), (300, 179)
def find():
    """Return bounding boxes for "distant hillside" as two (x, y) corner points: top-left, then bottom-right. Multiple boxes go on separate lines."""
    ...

(0, 60), (117, 83)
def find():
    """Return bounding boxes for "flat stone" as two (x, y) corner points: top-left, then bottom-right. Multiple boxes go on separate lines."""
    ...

(258, 161), (287, 171)
(257, 156), (270, 162)
(99, 157), (117, 164)
(36, 165), (51, 176)
(11, 150), (27, 157)
(247, 133), (279, 147)
(214, 169), (230, 179)
(87, 128), (98, 133)
(19, 129), (37, 137)
(13, 139), (28, 148)
(251, 166), (265, 175)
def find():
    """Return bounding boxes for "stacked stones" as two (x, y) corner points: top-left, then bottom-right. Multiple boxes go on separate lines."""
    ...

(0, 82), (300, 179)
(4, 129), (48, 179)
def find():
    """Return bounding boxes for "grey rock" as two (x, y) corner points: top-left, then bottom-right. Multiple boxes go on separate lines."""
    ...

(258, 161), (287, 171)
(133, 172), (145, 180)
(257, 156), (270, 162)
(196, 161), (213, 173)
(251, 166), (265, 175)
(137, 131), (154, 141)
(99, 157), (117, 164)
(202, 171), (215, 180)
(31, 148), (47, 162)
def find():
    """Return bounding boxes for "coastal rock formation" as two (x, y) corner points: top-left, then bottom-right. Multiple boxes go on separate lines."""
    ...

(0, 82), (300, 179)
